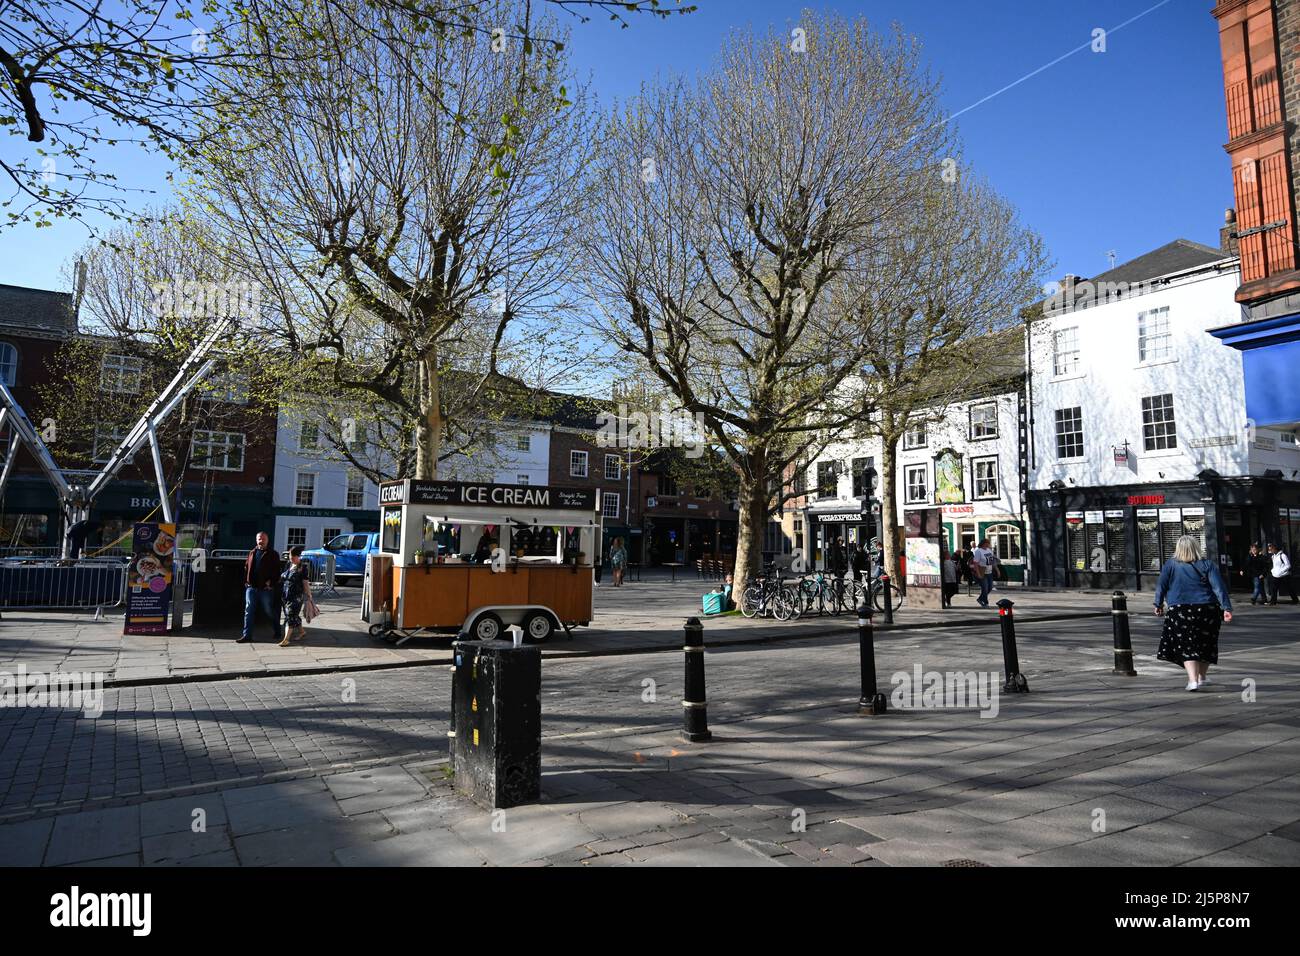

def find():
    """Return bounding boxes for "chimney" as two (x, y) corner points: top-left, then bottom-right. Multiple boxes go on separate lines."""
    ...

(1057, 274), (1080, 312)
(1221, 208), (1238, 255)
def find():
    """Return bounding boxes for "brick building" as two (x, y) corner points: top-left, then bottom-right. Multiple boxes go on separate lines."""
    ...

(1211, 0), (1300, 434)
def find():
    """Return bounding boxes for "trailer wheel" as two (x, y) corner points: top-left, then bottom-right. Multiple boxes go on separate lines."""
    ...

(522, 610), (554, 643)
(469, 611), (503, 642)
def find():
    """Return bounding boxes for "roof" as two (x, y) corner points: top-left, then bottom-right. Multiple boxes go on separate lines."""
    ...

(1085, 239), (1228, 287)
(0, 283), (76, 339)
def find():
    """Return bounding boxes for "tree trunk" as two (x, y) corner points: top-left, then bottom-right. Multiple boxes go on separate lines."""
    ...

(414, 344), (441, 479)
(878, 429), (901, 586)
(731, 454), (769, 600)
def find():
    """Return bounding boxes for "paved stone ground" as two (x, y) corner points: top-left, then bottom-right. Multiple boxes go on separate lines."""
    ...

(0, 574), (1108, 684)
(2, 604), (1297, 866)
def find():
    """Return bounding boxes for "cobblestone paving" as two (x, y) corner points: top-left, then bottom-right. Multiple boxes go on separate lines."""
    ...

(2, 607), (1298, 865)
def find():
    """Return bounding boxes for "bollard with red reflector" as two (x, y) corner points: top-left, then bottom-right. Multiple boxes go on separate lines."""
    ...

(1111, 591), (1137, 676)
(856, 603), (887, 716)
(880, 572), (894, 625)
(996, 598), (1029, 693)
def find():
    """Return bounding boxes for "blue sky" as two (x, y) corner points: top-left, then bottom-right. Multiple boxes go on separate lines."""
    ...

(0, 0), (1232, 293)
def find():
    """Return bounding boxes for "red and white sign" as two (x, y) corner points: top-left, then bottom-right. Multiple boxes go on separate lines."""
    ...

(941, 504), (975, 516)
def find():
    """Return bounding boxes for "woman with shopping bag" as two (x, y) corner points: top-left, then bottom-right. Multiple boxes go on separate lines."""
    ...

(279, 545), (317, 646)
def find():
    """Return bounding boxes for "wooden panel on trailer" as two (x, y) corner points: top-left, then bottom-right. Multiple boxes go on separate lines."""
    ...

(467, 565), (530, 608)
(528, 564), (592, 622)
(396, 565), (471, 628)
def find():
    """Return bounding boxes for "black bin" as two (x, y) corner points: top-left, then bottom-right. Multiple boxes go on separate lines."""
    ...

(191, 558), (248, 628)
(450, 639), (541, 809)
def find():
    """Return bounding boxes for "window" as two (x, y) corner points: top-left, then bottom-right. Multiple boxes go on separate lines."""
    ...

(92, 426), (133, 464)
(1054, 407), (1084, 459)
(287, 527), (307, 548)
(295, 472), (316, 506)
(602, 492), (620, 519)
(346, 472), (365, 509)
(517, 474), (530, 485)
(191, 430), (245, 471)
(299, 421), (320, 452)
(1052, 327), (1080, 376)
(570, 450), (588, 477)
(903, 423), (927, 449)
(972, 456), (999, 499)
(101, 353), (144, 393)
(969, 402), (998, 440)
(209, 371), (248, 404)
(344, 420), (368, 450)
(793, 466), (807, 496)
(1142, 393), (1177, 450)
(0, 342), (16, 386)
(659, 476), (678, 496)
(851, 456), (875, 498)
(793, 518), (803, 536)
(816, 461), (838, 499)
(604, 454), (622, 481)
(905, 464), (929, 503)
(322, 527), (342, 546)
(516, 434), (531, 452)
(1281, 431), (1298, 449)
(986, 524), (1023, 561)
(1137, 307), (1171, 362)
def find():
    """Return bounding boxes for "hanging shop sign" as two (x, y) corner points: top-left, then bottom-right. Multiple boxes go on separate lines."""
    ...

(124, 522), (176, 635)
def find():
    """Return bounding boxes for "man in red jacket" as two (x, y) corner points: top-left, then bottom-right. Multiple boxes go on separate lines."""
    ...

(239, 531), (282, 643)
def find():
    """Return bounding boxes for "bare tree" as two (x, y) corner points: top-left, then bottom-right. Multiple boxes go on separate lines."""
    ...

(578, 11), (953, 596)
(0, 0), (691, 229)
(188, 0), (595, 478)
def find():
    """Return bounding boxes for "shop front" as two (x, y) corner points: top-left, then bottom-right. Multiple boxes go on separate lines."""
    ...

(1028, 478), (1300, 591)
(803, 501), (877, 571)
(641, 513), (738, 566)
(0, 475), (271, 552)
(938, 503), (1027, 584)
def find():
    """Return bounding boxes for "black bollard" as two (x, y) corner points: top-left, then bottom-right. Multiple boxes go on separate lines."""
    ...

(682, 616), (712, 742)
(996, 598), (1029, 693)
(1111, 591), (1137, 676)
(856, 603), (887, 715)
(881, 573), (894, 625)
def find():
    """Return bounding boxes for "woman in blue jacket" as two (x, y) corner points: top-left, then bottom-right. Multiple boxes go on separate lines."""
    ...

(1154, 535), (1233, 691)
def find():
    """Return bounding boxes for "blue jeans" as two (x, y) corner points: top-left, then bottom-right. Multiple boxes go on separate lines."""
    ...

(977, 574), (993, 605)
(243, 586), (277, 639)
(1252, 576), (1266, 602)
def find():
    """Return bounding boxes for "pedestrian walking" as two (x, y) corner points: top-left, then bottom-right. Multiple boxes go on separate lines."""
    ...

(1154, 535), (1233, 691)
(941, 551), (960, 609)
(971, 538), (995, 607)
(239, 531), (282, 643)
(849, 541), (867, 584)
(828, 536), (846, 578)
(610, 537), (628, 587)
(1246, 543), (1269, 605)
(1264, 543), (1296, 605)
(279, 545), (316, 647)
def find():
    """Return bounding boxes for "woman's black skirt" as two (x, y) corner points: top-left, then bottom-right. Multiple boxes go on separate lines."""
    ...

(1157, 603), (1221, 666)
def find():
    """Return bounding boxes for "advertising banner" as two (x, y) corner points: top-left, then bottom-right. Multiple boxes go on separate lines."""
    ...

(124, 522), (176, 635)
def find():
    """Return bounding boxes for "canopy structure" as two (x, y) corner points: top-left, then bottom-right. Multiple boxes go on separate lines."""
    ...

(0, 317), (233, 556)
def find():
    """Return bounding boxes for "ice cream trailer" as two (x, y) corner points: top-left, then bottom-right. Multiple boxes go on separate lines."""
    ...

(368, 479), (602, 644)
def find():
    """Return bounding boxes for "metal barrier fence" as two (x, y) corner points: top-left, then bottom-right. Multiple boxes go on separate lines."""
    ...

(301, 552), (338, 596)
(0, 558), (131, 609)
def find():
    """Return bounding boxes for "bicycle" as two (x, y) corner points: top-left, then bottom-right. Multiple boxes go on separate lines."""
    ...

(865, 574), (905, 613)
(740, 567), (800, 621)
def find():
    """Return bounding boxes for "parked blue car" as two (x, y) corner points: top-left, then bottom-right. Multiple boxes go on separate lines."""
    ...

(302, 532), (379, 583)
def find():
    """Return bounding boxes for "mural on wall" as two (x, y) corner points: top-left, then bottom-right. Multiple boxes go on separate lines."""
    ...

(934, 449), (965, 504)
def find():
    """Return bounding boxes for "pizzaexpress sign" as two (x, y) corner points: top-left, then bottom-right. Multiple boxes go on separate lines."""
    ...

(379, 479), (597, 511)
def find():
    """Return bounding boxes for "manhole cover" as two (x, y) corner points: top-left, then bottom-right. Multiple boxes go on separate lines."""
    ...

(941, 859), (990, 867)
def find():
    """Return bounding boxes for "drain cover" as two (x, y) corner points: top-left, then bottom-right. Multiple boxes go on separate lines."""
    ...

(941, 859), (990, 867)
